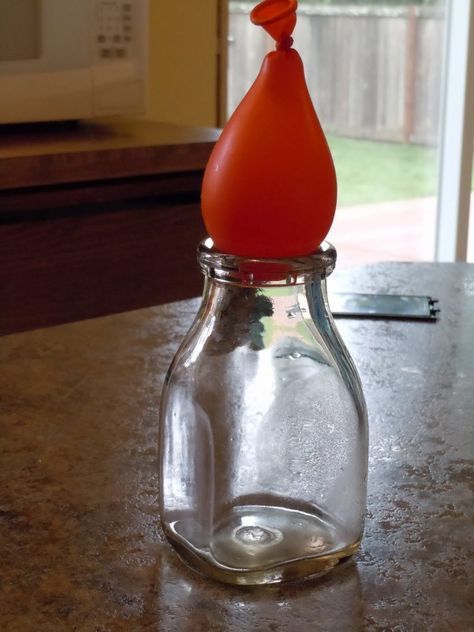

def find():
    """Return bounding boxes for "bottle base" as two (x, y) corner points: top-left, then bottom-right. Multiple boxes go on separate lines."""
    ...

(164, 503), (361, 586)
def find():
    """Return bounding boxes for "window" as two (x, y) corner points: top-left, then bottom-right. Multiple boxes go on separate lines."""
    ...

(226, 0), (474, 265)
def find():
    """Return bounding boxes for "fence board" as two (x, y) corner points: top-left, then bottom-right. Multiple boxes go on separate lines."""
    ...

(228, 3), (445, 145)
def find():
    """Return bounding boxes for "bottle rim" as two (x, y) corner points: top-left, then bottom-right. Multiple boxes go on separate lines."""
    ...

(197, 238), (336, 286)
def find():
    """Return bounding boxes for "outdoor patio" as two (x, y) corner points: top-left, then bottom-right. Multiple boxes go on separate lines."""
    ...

(328, 194), (474, 268)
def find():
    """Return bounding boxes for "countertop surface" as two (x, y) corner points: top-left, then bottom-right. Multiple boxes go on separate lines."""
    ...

(0, 119), (220, 189)
(1, 262), (473, 631)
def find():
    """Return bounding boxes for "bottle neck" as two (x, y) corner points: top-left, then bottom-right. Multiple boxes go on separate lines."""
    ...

(198, 238), (336, 287)
(198, 273), (331, 355)
(195, 239), (336, 353)
(202, 274), (330, 308)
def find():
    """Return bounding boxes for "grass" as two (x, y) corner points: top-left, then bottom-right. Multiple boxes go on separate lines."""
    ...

(327, 135), (474, 207)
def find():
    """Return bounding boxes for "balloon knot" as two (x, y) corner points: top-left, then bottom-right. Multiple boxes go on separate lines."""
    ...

(276, 35), (293, 51)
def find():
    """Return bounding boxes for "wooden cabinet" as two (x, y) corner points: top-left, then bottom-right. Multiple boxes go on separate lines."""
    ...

(0, 119), (219, 335)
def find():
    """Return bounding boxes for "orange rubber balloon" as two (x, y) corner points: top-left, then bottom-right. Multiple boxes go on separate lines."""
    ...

(251, 0), (297, 47)
(201, 0), (337, 258)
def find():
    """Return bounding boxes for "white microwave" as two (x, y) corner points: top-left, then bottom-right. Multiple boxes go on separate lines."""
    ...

(0, 0), (148, 123)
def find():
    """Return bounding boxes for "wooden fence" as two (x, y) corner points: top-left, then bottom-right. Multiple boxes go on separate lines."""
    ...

(228, 3), (445, 145)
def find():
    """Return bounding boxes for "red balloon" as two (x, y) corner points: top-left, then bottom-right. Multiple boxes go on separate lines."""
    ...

(201, 1), (337, 258)
(251, 0), (297, 47)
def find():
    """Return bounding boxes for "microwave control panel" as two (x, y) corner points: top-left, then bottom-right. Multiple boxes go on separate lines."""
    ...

(96, 1), (133, 60)
(0, 0), (148, 122)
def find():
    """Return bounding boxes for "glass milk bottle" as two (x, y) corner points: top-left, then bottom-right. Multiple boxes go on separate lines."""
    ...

(159, 239), (368, 585)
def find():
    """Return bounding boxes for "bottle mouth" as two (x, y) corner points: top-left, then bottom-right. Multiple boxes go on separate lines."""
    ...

(198, 238), (336, 286)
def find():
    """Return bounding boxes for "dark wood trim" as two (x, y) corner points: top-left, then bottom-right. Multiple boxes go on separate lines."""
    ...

(0, 172), (204, 215)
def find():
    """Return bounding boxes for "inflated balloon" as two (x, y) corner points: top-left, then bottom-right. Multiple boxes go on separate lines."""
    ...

(201, 0), (337, 258)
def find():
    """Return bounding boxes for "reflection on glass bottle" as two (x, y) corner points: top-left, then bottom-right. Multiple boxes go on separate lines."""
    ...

(159, 239), (368, 585)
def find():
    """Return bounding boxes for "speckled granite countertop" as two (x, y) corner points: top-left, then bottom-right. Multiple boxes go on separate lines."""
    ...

(1, 262), (473, 631)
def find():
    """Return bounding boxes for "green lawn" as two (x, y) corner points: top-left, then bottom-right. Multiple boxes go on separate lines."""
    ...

(327, 135), (474, 207)
(327, 136), (437, 207)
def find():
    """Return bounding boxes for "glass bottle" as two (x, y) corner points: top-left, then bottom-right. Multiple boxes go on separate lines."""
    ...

(159, 239), (368, 585)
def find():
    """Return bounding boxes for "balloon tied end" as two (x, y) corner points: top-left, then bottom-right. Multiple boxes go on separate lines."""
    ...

(276, 35), (294, 50)
(250, 1), (297, 47)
